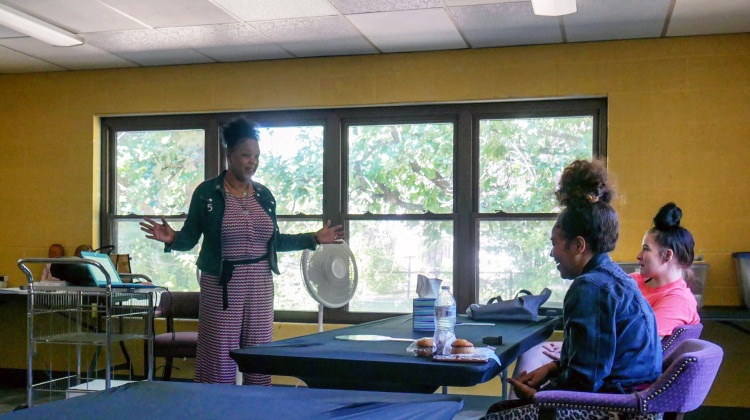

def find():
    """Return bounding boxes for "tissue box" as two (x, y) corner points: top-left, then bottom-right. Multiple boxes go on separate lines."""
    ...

(413, 298), (436, 331)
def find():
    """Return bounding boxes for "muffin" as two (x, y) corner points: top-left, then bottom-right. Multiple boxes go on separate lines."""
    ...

(451, 338), (475, 355)
(416, 337), (435, 357)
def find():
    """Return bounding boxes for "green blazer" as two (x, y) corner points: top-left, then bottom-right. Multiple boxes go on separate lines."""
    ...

(165, 171), (318, 277)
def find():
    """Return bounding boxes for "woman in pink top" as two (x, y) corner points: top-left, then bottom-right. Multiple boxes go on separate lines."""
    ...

(630, 202), (700, 337)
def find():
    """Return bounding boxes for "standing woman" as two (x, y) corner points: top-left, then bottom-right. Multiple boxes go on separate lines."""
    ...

(631, 203), (700, 337)
(141, 117), (344, 385)
(486, 160), (661, 419)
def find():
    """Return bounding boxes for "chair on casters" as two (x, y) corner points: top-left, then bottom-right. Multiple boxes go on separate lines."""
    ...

(150, 291), (200, 381)
(534, 339), (723, 420)
(662, 323), (703, 357)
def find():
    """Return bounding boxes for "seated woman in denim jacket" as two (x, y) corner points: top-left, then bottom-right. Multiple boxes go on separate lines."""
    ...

(485, 160), (662, 420)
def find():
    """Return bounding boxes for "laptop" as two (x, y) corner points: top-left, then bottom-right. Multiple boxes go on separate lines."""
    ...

(81, 251), (158, 289)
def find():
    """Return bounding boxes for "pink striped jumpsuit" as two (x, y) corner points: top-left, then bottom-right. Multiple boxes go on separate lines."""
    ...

(194, 193), (274, 385)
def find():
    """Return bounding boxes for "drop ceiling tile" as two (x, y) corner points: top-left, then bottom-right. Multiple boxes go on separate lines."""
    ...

(330, 0), (441, 14)
(563, 0), (671, 42)
(668, 0), (750, 36)
(82, 30), (214, 66)
(347, 9), (466, 53)
(157, 24), (292, 62)
(444, 0), (520, 6)
(99, 0), (237, 28)
(0, 0), (145, 33)
(0, 24), (25, 38)
(0, 37), (137, 70)
(251, 16), (377, 57)
(212, 0), (338, 22)
(0, 45), (64, 73)
(450, 2), (562, 48)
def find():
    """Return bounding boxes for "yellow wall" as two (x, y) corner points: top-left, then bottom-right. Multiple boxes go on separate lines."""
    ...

(0, 33), (748, 406)
(1, 34), (748, 303)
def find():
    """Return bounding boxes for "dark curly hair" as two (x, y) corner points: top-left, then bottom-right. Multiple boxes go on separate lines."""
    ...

(221, 117), (259, 150)
(649, 202), (695, 268)
(555, 159), (619, 254)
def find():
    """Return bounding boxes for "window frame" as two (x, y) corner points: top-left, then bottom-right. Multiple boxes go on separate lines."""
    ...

(100, 98), (606, 324)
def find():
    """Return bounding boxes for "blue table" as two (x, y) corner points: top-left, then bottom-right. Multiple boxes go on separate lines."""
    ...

(231, 314), (558, 394)
(3, 381), (463, 420)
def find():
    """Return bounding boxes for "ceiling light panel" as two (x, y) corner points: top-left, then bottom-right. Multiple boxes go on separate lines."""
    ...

(347, 9), (466, 53)
(213, 0), (338, 22)
(0, 0), (146, 33)
(82, 29), (214, 66)
(0, 37), (136, 70)
(330, 0), (441, 14)
(251, 16), (378, 57)
(563, 0), (671, 42)
(0, 23), (25, 38)
(157, 23), (292, 62)
(668, 0), (750, 36)
(99, 0), (237, 28)
(450, 2), (562, 48)
(0, 44), (64, 73)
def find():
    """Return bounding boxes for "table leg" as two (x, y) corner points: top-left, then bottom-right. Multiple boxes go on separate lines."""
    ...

(501, 369), (507, 400)
(442, 385), (447, 395)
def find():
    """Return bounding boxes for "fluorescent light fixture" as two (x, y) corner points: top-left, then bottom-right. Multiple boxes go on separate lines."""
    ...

(0, 3), (82, 46)
(531, 0), (577, 16)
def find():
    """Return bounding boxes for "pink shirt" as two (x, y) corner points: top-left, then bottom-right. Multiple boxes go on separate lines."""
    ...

(630, 272), (701, 336)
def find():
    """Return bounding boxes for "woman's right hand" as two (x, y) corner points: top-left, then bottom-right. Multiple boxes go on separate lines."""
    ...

(140, 217), (176, 244)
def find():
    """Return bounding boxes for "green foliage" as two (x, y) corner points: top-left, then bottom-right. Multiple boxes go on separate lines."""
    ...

(348, 124), (453, 214)
(117, 130), (204, 215)
(479, 117), (593, 213)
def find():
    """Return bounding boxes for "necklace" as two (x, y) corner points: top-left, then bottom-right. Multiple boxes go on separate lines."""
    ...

(224, 178), (253, 215)
(224, 178), (252, 197)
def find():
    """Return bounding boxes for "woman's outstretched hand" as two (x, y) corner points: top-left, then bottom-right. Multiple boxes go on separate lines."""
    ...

(315, 220), (345, 244)
(140, 217), (176, 244)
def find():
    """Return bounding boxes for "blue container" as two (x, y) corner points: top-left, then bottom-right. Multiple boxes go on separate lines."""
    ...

(413, 298), (436, 331)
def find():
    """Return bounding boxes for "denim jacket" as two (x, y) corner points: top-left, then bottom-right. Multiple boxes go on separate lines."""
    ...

(545, 253), (662, 393)
(165, 171), (317, 277)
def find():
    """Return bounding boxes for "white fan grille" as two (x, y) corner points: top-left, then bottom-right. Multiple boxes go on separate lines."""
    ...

(300, 242), (357, 308)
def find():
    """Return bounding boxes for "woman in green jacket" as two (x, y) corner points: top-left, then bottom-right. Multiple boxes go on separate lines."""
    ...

(141, 117), (344, 384)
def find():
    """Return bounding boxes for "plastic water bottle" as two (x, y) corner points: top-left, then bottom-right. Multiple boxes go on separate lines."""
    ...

(434, 285), (456, 354)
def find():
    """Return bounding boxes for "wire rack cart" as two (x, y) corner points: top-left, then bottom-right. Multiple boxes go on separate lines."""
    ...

(18, 257), (159, 407)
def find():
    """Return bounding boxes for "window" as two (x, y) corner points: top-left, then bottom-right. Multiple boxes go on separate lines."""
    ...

(477, 116), (595, 304)
(254, 124), (324, 312)
(101, 99), (605, 323)
(103, 125), (211, 291)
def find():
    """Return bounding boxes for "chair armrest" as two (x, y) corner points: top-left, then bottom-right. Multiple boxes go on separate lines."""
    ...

(535, 390), (640, 412)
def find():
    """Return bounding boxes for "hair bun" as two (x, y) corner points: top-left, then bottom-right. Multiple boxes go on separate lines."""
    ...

(653, 202), (682, 230)
(556, 160), (614, 207)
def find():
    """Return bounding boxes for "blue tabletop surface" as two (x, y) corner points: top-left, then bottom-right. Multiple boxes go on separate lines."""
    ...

(3, 381), (463, 420)
(231, 314), (558, 393)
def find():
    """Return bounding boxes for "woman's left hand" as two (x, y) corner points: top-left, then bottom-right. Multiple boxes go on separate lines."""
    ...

(315, 220), (345, 244)
(507, 377), (537, 401)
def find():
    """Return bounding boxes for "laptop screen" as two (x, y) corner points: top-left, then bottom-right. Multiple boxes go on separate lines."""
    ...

(81, 251), (123, 286)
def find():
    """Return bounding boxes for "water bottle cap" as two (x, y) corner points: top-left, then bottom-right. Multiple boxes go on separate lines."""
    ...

(441, 285), (450, 290)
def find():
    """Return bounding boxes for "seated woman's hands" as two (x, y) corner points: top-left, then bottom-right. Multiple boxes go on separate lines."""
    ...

(507, 362), (561, 402)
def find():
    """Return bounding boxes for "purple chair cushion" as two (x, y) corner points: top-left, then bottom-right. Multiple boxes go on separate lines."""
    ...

(640, 339), (723, 414)
(533, 339), (723, 416)
(661, 323), (703, 357)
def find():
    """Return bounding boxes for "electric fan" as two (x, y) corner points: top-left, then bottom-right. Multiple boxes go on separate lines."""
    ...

(300, 241), (358, 332)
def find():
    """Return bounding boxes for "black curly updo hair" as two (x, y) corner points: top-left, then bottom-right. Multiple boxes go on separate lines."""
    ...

(221, 117), (259, 150)
(650, 203), (695, 268)
(555, 159), (619, 254)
